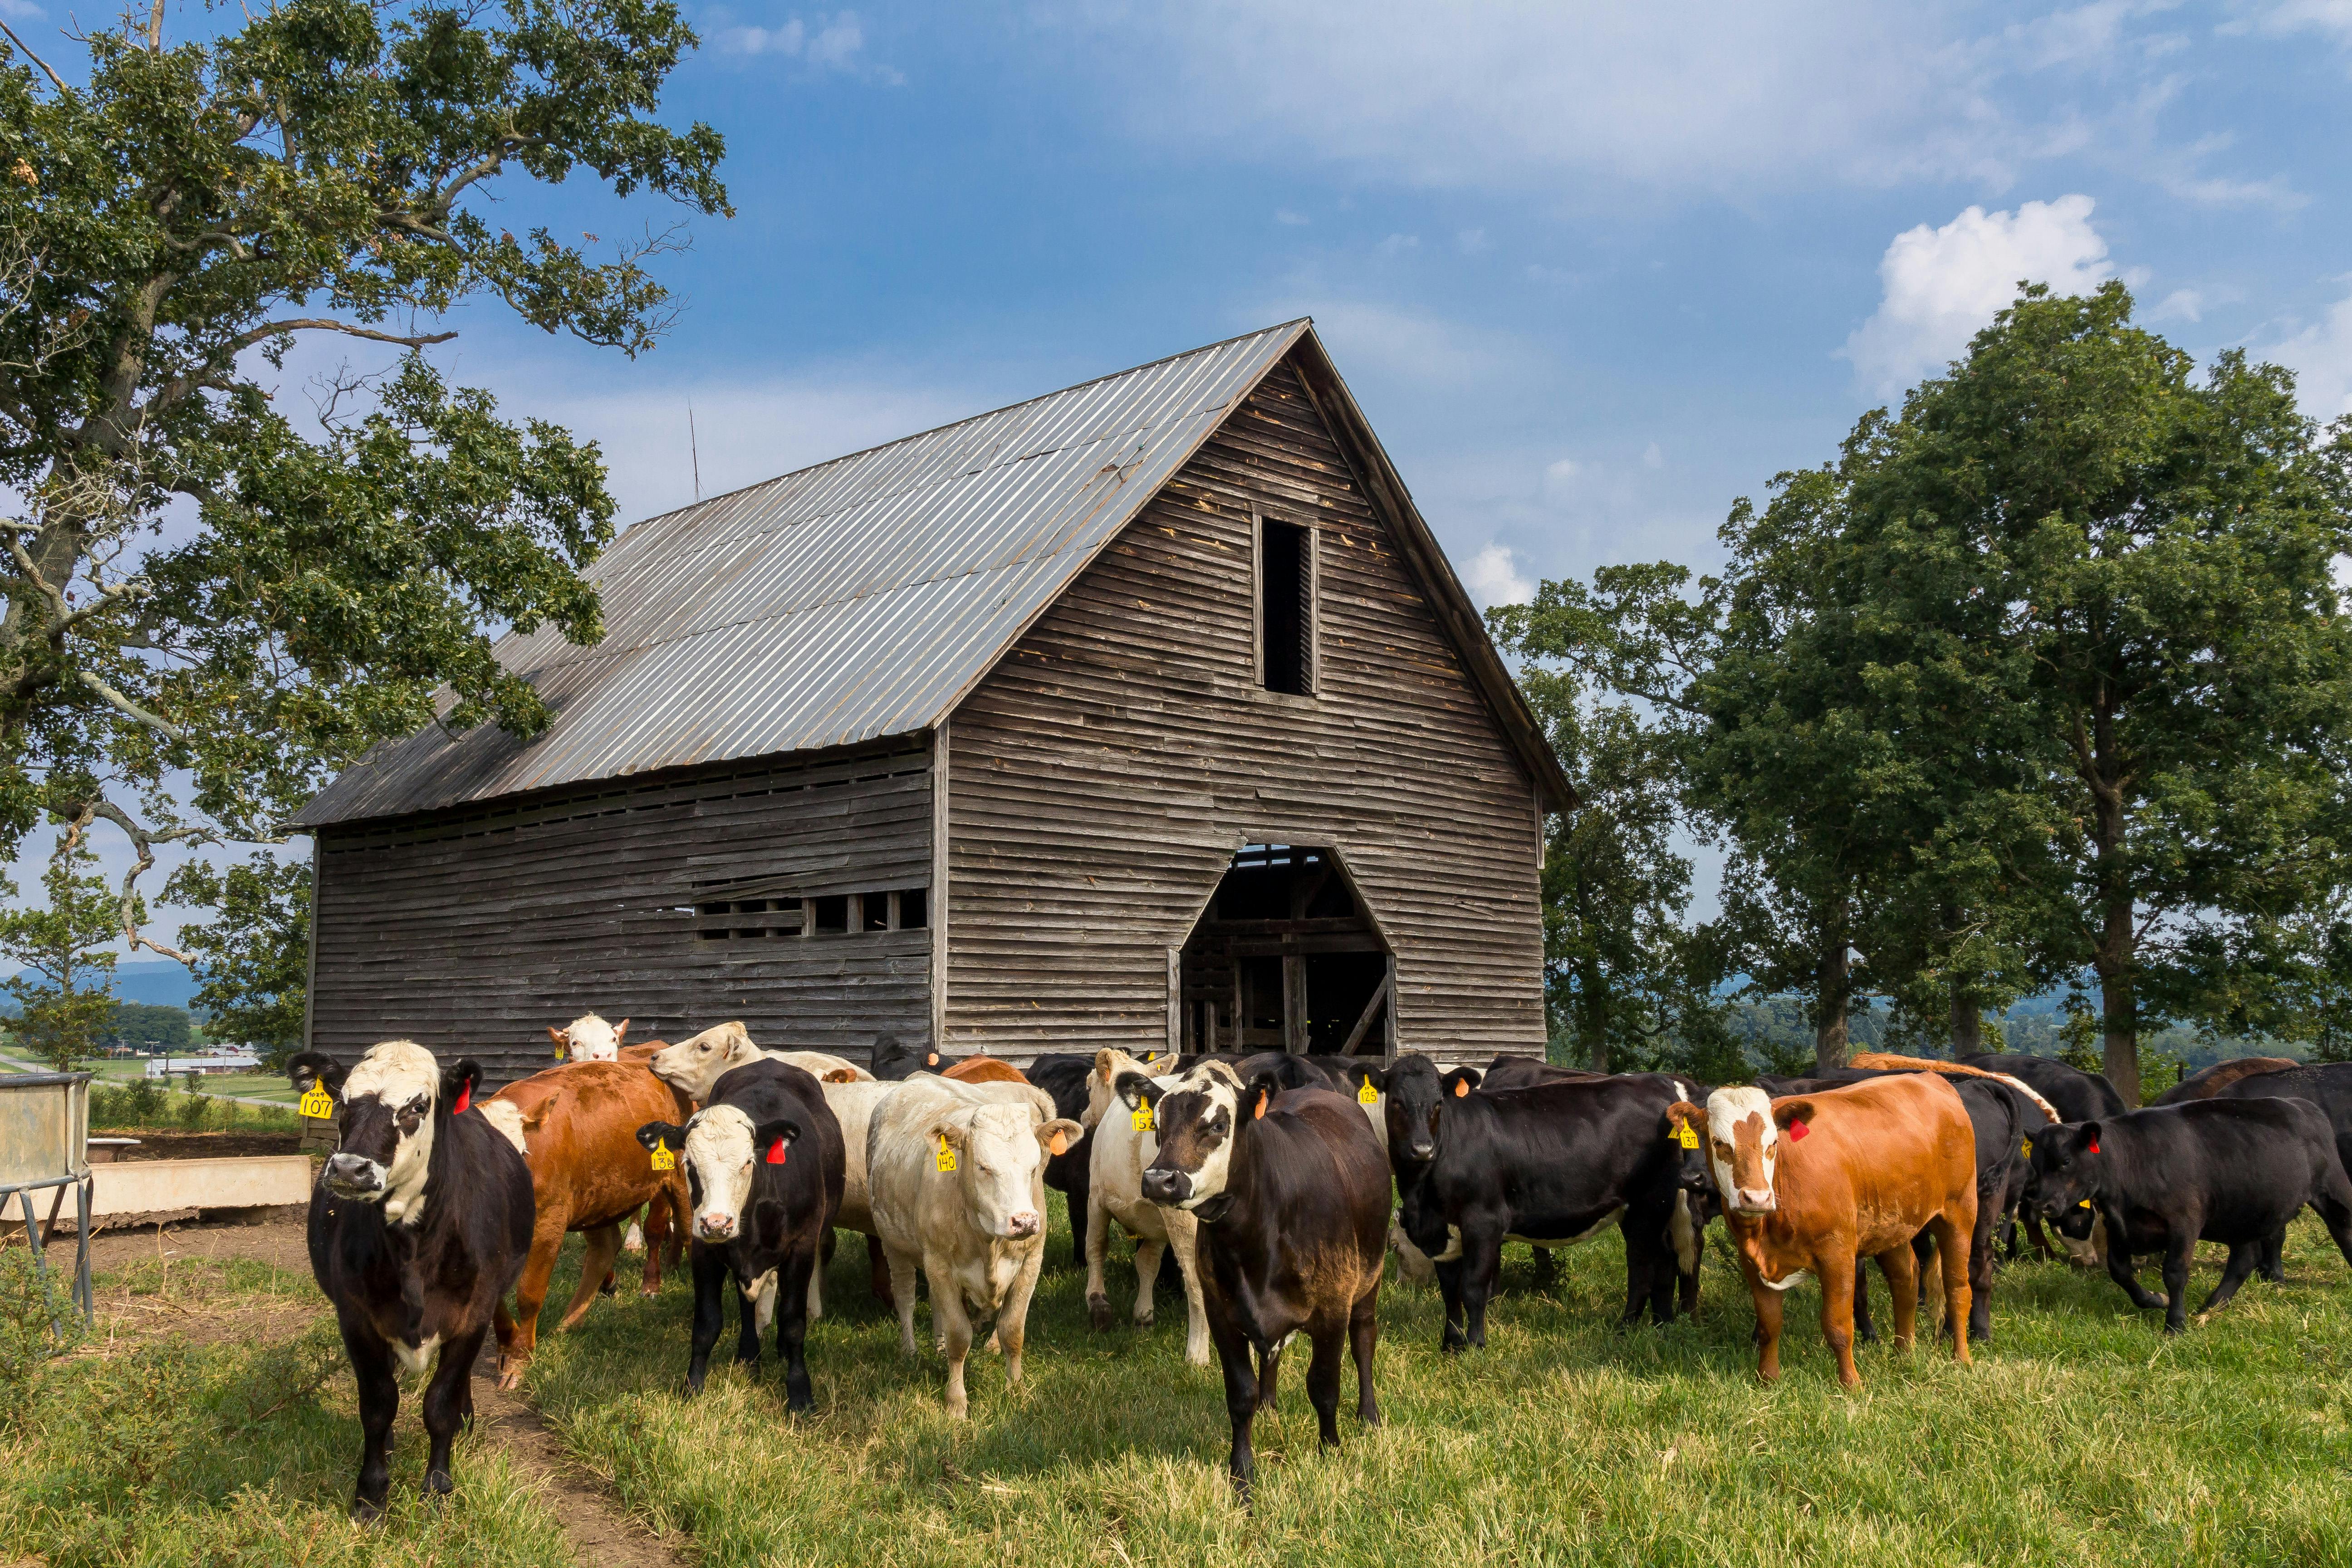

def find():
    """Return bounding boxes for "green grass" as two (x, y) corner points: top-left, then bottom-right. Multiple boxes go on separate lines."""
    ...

(7, 1202), (2351, 1566)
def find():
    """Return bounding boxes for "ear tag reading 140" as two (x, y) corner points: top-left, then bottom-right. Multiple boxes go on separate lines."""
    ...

(1131, 1103), (1155, 1132)
(1357, 1079), (1379, 1106)
(299, 1086), (335, 1119)
(650, 1144), (676, 1171)
(1675, 1123), (1700, 1150)
(935, 1135), (957, 1173)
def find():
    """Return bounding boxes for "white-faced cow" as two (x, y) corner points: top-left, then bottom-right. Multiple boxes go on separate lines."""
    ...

(289, 1042), (533, 1519)
(1132, 1060), (1389, 1500)
(866, 1076), (1082, 1417)
(1083, 1048), (1211, 1364)
(547, 1011), (628, 1062)
(634, 1057), (845, 1403)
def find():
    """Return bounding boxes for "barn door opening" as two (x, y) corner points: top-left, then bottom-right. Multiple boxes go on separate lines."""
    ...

(1176, 844), (1394, 1057)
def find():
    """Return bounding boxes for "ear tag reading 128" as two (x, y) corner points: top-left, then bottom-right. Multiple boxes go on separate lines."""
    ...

(1132, 1104), (1155, 1132)
(299, 1086), (335, 1119)
(935, 1135), (957, 1173)
(1357, 1079), (1379, 1106)
(650, 1144), (676, 1171)
(1676, 1123), (1700, 1150)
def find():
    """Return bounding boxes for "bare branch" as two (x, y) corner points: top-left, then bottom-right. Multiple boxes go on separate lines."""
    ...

(76, 670), (185, 740)
(161, 231), (256, 262)
(0, 17), (67, 93)
(147, 0), (164, 50)
(73, 798), (214, 964)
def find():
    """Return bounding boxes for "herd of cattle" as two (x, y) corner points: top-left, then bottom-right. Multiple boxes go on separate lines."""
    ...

(279, 1023), (2352, 1516)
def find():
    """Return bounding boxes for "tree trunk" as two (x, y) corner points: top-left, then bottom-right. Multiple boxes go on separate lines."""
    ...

(1813, 938), (1850, 1071)
(2099, 941), (2141, 1108)
(1949, 983), (1981, 1058)
(1577, 957), (1610, 1074)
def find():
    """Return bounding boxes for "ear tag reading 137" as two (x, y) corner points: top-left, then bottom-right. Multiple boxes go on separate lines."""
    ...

(935, 1135), (957, 1173)
(1357, 1079), (1379, 1106)
(650, 1143), (676, 1171)
(1131, 1103), (1155, 1132)
(299, 1085), (335, 1119)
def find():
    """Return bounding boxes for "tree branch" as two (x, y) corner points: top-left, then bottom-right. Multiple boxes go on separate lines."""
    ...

(77, 668), (185, 740)
(0, 18), (67, 93)
(69, 799), (213, 964)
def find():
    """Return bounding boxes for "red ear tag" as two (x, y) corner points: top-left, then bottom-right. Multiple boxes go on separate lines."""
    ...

(2087, 1140), (2099, 1154)
(452, 1083), (472, 1116)
(766, 1141), (787, 1165)
(1785, 1121), (1808, 1141)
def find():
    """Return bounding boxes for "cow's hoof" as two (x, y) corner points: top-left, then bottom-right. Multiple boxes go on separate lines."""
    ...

(1133, 1313), (1155, 1331)
(351, 1496), (387, 1525)
(496, 1365), (526, 1392)
(422, 1471), (454, 1503)
(1087, 1296), (1112, 1331)
(641, 1284), (661, 1298)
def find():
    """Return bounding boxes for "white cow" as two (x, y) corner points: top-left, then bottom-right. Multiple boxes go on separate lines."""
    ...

(547, 1012), (627, 1062)
(866, 1076), (1082, 1418)
(1083, 1049), (1210, 1364)
(646, 1020), (872, 1102)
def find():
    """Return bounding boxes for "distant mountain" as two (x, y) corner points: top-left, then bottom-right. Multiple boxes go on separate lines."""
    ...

(2, 959), (202, 1012)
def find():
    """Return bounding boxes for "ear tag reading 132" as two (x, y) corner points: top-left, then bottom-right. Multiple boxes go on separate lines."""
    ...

(1675, 1123), (1700, 1150)
(935, 1135), (957, 1173)
(299, 1086), (335, 1119)
(650, 1143), (676, 1171)
(1132, 1103), (1155, 1132)
(1357, 1079), (1379, 1106)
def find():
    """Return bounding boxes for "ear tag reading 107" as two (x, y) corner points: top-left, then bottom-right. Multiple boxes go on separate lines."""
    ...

(1132, 1104), (1155, 1132)
(1675, 1123), (1700, 1150)
(935, 1135), (957, 1173)
(1357, 1079), (1379, 1106)
(299, 1086), (335, 1119)
(650, 1144), (676, 1171)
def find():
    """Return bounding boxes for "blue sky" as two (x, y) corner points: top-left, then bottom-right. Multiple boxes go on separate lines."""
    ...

(12, 0), (2352, 940)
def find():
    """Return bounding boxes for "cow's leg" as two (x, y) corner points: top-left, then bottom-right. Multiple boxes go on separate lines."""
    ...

(1305, 1321), (1345, 1452)
(2195, 1241), (2263, 1322)
(2103, 1230), (2166, 1314)
(1850, 1258), (1876, 1346)
(1434, 1255), (1468, 1351)
(932, 1267), (975, 1420)
(776, 1245), (818, 1413)
(685, 1244), (727, 1394)
(1816, 1248), (1863, 1389)
(2260, 1228), (2287, 1284)
(2159, 1231), (2195, 1334)
(1529, 1245), (1558, 1289)
(1170, 1213), (1213, 1367)
(997, 1246), (1044, 1393)
(1929, 1207), (1973, 1364)
(2312, 1171), (2352, 1272)
(639, 1200), (665, 1295)
(1348, 1283), (1381, 1428)
(1459, 1227), (1503, 1350)
(499, 1220), (565, 1389)
(1255, 1338), (1284, 1413)
(1209, 1309), (1260, 1499)
(885, 1244), (921, 1356)
(557, 1223), (624, 1331)
(737, 1273), (769, 1367)
(1066, 1165), (1091, 1272)
(1131, 1236), (1165, 1329)
(420, 1323), (487, 1501)
(1967, 1187), (2000, 1345)
(1749, 1277), (1784, 1383)
(1084, 1189), (1114, 1331)
(1875, 1245), (1918, 1354)
(344, 1324), (399, 1522)
(1674, 1195), (1704, 1322)
(866, 1232), (896, 1310)
(1618, 1208), (1666, 1327)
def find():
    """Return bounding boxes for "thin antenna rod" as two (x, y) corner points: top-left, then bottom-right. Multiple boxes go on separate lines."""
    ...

(688, 402), (702, 501)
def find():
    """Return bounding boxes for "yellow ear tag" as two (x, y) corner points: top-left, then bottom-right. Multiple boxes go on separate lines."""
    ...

(2021, 1138), (2032, 1159)
(554, 1041), (568, 1061)
(936, 1135), (957, 1173)
(650, 1144), (676, 1171)
(1675, 1123), (1700, 1150)
(299, 1086), (335, 1119)
(1357, 1079), (1379, 1106)
(1131, 1103), (1155, 1132)
(2078, 1199), (2092, 1210)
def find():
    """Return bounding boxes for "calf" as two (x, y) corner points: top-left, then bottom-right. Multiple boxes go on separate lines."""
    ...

(1135, 1060), (1388, 1499)
(867, 1076), (1083, 1417)
(2034, 1096), (2352, 1333)
(288, 1043), (533, 1519)
(480, 1056), (693, 1386)
(634, 1058), (845, 1403)
(1670, 1075), (1976, 1388)
(1083, 1049), (1211, 1364)
(1372, 1056), (1705, 1345)
(547, 1012), (628, 1062)
(2156, 1056), (2300, 1105)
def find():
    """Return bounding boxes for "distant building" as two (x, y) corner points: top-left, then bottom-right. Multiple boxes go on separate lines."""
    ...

(145, 1050), (261, 1078)
(294, 322), (1573, 1086)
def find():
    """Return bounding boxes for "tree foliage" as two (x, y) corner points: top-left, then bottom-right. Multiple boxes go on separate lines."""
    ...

(0, 0), (725, 971)
(0, 838), (119, 1068)
(164, 852), (308, 1057)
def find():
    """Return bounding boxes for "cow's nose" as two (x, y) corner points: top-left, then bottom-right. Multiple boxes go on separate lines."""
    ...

(325, 1154), (381, 1191)
(1735, 1186), (1775, 1214)
(1007, 1210), (1040, 1238)
(696, 1213), (735, 1239)
(1140, 1169), (1188, 1205)
(1407, 1140), (1436, 1161)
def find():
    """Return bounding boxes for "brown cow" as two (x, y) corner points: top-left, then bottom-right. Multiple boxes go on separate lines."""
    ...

(1668, 1076), (1976, 1389)
(942, 1055), (1029, 1086)
(485, 1049), (692, 1388)
(2154, 1056), (2300, 1105)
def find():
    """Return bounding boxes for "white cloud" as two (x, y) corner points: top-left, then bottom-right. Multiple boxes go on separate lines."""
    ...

(1268, 301), (1537, 391)
(1540, 458), (1583, 504)
(1455, 228), (1490, 255)
(722, 18), (805, 55)
(2150, 287), (2205, 322)
(1642, 441), (1664, 470)
(1462, 544), (1533, 608)
(715, 10), (895, 78)
(1841, 194), (2116, 398)
(1375, 232), (1419, 256)
(1274, 209), (1310, 226)
(0, 0), (43, 20)
(2269, 290), (2352, 420)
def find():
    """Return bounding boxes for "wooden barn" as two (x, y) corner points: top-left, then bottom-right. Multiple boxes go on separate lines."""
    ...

(291, 321), (1573, 1084)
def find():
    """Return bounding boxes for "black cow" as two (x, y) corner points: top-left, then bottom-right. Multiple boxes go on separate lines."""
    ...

(2214, 1063), (2352, 1281)
(2154, 1056), (2299, 1105)
(1129, 1060), (1388, 1499)
(1960, 1053), (2128, 1120)
(869, 1034), (945, 1082)
(1762, 1067), (2044, 1345)
(635, 1058), (845, 1404)
(2029, 1097), (2352, 1333)
(1478, 1056), (1605, 1090)
(288, 1043), (533, 1520)
(1365, 1054), (1708, 1348)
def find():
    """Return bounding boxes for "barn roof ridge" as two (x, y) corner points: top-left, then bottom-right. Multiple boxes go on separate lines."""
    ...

(293, 319), (1570, 828)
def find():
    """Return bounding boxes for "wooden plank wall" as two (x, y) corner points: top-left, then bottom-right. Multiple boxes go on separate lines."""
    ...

(309, 740), (935, 1084)
(945, 352), (1546, 1059)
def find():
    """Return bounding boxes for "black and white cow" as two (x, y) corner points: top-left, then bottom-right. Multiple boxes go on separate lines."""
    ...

(2029, 1097), (2352, 1333)
(1364, 1054), (1708, 1348)
(1130, 1060), (1388, 1499)
(636, 1057), (845, 1405)
(288, 1042), (533, 1520)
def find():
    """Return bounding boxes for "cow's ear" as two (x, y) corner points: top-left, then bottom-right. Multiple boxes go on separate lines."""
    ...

(441, 1058), (486, 1116)
(823, 1068), (859, 1084)
(1443, 1067), (1481, 1100)
(1666, 1102), (1708, 1139)
(927, 1117), (968, 1149)
(1112, 1070), (1162, 1111)
(286, 1052), (348, 1098)
(1346, 1062), (1388, 1095)
(547, 1026), (568, 1049)
(1774, 1100), (1817, 1139)
(1095, 1047), (1122, 1084)
(614, 1019), (630, 1045)
(751, 1118), (802, 1165)
(2077, 1121), (2101, 1156)
(1245, 1070), (1284, 1122)
(1036, 1116), (1085, 1158)
(636, 1120), (686, 1153)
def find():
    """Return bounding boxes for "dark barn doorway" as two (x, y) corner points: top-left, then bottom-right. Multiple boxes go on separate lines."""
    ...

(1177, 844), (1394, 1056)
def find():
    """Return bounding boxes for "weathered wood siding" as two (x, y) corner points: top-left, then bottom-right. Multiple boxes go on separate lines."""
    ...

(308, 740), (935, 1085)
(944, 352), (1547, 1058)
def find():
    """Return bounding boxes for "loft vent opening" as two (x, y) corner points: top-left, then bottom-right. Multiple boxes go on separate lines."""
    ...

(1259, 518), (1313, 696)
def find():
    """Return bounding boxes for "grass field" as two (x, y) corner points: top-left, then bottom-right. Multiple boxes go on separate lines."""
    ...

(7, 1200), (2352, 1567)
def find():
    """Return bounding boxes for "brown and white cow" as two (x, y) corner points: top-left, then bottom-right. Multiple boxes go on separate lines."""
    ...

(941, 1055), (1029, 1086)
(1082, 1049), (1210, 1364)
(547, 1012), (629, 1063)
(1668, 1075), (1977, 1389)
(482, 1051), (693, 1387)
(865, 1075), (1083, 1417)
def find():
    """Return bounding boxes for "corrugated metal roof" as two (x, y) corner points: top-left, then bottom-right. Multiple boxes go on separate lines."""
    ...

(293, 322), (1313, 827)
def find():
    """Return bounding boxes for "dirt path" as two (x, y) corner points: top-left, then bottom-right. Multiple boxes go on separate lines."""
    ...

(469, 1345), (688, 1568)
